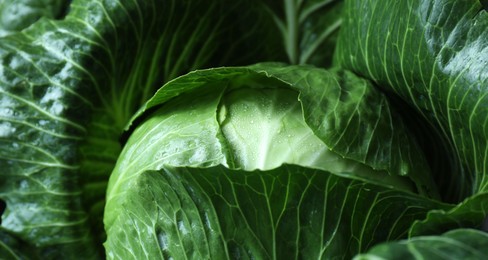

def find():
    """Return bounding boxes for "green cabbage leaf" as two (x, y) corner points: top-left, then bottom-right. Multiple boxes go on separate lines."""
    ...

(105, 64), (450, 259)
(355, 229), (488, 260)
(0, 0), (317, 257)
(335, 0), (488, 201)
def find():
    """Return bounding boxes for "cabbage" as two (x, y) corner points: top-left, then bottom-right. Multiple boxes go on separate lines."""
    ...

(1, 0), (488, 259)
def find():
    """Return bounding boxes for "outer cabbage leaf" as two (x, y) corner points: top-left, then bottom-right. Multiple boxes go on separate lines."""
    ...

(334, 0), (488, 200)
(0, 0), (289, 257)
(355, 228), (488, 260)
(0, 0), (69, 36)
(106, 63), (447, 258)
(409, 192), (488, 237)
(106, 165), (449, 259)
(0, 227), (38, 259)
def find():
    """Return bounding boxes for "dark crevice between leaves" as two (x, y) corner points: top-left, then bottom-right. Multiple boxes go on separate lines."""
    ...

(55, 0), (73, 20)
(119, 104), (161, 145)
(482, 215), (488, 232)
(474, 1), (488, 18)
(0, 199), (5, 225)
(481, 0), (488, 12)
(379, 89), (467, 204)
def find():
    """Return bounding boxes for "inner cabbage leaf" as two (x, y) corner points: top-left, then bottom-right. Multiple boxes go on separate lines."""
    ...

(105, 63), (447, 258)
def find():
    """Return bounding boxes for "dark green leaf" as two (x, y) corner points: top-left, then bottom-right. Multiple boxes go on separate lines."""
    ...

(334, 0), (488, 201)
(355, 229), (488, 260)
(410, 192), (488, 237)
(0, 0), (292, 257)
(0, 227), (38, 260)
(262, 0), (343, 66)
(0, 0), (69, 36)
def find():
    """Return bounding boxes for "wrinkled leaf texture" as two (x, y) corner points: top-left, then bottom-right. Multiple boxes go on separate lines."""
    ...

(335, 0), (488, 201)
(355, 228), (488, 260)
(0, 0), (297, 258)
(106, 64), (451, 259)
(0, 0), (69, 37)
(335, 0), (488, 254)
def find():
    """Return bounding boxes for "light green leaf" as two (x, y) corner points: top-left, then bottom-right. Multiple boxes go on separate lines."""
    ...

(250, 63), (439, 197)
(106, 63), (447, 258)
(123, 64), (438, 196)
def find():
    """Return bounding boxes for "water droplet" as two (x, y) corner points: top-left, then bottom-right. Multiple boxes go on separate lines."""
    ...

(0, 122), (16, 137)
(38, 120), (49, 126)
(178, 221), (188, 235)
(400, 162), (409, 176)
(157, 232), (169, 250)
(155, 150), (168, 159)
(203, 212), (212, 229)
